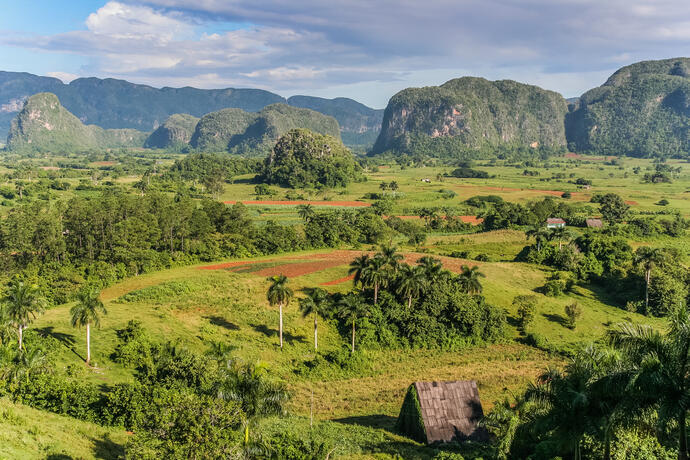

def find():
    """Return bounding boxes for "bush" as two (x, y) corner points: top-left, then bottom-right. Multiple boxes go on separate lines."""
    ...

(513, 295), (538, 331)
(564, 303), (582, 329)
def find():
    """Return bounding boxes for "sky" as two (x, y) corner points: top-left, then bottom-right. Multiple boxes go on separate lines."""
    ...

(1, 1), (690, 108)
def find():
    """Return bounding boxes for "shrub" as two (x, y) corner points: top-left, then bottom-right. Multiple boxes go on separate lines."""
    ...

(513, 295), (538, 331)
(564, 303), (582, 329)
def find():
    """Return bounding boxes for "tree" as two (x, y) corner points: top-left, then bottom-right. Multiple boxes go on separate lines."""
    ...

(550, 227), (574, 251)
(360, 256), (387, 305)
(598, 193), (630, 224)
(608, 309), (690, 460)
(526, 226), (551, 252)
(0, 305), (16, 346)
(377, 244), (403, 272)
(266, 275), (293, 350)
(337, 294), (369, 353)
(70, 286), (107, 365)
(348, 254), (370, 290)
(396, 264), (427, 309)
(3, 281), (45, 350)
(513, 295), (538, 331)
(299, 288), (329, 351)
(389, 181), (399, 195)
(634, 247), (666, 312)
(297, 204), (315, 223)
(417, 256), (444, 281)
(379, 182), (389, 193)
(458, 265), (486, 294)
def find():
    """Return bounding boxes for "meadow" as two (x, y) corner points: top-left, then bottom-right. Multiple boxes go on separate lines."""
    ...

(2, 151), (688, 458)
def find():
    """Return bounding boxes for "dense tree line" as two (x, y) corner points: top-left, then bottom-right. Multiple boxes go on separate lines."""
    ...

(0, 191), (408, 303)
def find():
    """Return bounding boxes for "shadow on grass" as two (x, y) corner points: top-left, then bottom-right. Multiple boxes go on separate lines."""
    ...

(36, 326), (76, 347)
(46, 455), (73, 460)
(205, 315), (240, 331)
(334, 414), (398, 432)
(91, 434), (126, 460)
(36, 326), (86, 361)
(542, 313), (568, 327)
(251, 323), (307, 344)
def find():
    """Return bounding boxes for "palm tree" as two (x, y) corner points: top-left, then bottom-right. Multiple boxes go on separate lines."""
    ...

(3, 281), (45, 351)
(70, 286), (107, 365)
(360, 256), (387, 304)
(266, 275), (293, 350)
(526, 225), (551, 252)
(207, 341), (237, 363)
(337, 294), (369, 353)
(396, 264), (427, 309)
(299, 288), (329, 351)
(417, 256), (443, 281)
(348, 254), (371, 290)
(296, 204), (315, 223)
(634, 247), (666, 312)
(458, 265), (486, 294)
(379, 182), (389, 193)
(217, 360), (289, 446)
(525, 345), (626, 460)
(3, 347), (49, 384)
(389, 181), (399, 196)
(608, 308), (690, 460)
(377, 244), (403, 272)
(550, 227), (574, 250)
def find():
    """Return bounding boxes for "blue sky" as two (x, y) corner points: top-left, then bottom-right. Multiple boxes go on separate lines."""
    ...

(2, 1), (690, 108)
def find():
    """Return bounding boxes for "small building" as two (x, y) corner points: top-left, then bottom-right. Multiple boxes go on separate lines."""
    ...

(586, 218), (603, 228)
(421, 178), (431, 183)
(546, 218), (566, 229)
(396, 380), (489, 444)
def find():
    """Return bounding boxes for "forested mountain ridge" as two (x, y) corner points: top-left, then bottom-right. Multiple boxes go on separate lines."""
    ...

(190, 103), (341, 155)
(0, 71), (382, 146)
(566, 57), (690, 157)
(6, 93), (148, 152)
(372, 77), (569, 154)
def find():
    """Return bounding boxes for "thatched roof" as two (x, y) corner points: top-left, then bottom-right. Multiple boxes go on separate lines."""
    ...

(586, 218), (603, 228)
(397, 380), (489, 444)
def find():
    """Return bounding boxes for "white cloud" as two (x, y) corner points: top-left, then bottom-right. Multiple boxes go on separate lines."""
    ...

(4, 0), (690, 106)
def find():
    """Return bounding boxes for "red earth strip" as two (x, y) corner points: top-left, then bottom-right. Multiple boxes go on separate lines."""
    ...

(224, 200), (370, 207)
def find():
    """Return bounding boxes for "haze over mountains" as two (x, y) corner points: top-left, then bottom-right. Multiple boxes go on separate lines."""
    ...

(3, 57), (690, 158)
(0, 71), (381, 147)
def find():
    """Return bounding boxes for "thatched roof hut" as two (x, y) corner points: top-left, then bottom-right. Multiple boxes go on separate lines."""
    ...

(396, 380), (489, 444)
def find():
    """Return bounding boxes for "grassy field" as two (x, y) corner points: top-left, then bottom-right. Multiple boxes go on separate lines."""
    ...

(0, 398), (126, 459)
(31, 244), (663, 422)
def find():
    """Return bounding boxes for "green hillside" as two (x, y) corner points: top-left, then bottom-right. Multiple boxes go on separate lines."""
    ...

(191, 103), (341, 155)
(144, 113), (199, 149)
(373, 77), (568, 154)
(566, 57), (690, 157)
(0, 397), (126, 459)
(5, 93), (148, 152)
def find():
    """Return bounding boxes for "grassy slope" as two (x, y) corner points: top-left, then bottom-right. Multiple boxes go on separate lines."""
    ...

(0, 398), (126, 460)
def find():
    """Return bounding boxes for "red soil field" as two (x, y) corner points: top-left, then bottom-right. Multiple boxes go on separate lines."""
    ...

(395, 215), (484, 225)
(198, 260), (261, 270)
(254, 259), (346, 277)
(320, 274), (355, 286)
(224, 200), (371, 207)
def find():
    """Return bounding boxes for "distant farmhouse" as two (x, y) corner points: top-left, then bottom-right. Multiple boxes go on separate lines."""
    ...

(546, 218), (566, 228)
(396, 380), (489, 444)
(586, 218), (603, 228)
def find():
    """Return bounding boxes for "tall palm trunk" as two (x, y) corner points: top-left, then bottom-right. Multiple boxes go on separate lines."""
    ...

(680, 410), (688, 460)
(86, 322), (91, 365)
(314, 315), (318, 351)
(408, 295), (412, 309)
(645, 268), (651, 311)
(374, 283), (378, 305)
(279, 303), (284, 350)
(351, 320), (355, 353)
(604, 430), (611, 460)
(18, 324), (23, 351)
